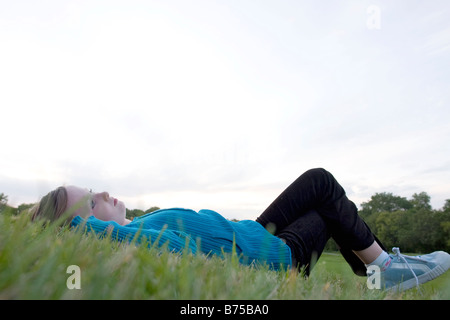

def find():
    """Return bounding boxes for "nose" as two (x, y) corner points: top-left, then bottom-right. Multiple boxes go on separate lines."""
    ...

(101, 192), (110, 201)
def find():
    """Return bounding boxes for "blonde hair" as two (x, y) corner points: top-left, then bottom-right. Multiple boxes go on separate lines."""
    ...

(31, 186), (69, 224)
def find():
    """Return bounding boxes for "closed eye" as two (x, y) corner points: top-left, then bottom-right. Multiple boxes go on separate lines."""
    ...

(89, 189), (96, 209)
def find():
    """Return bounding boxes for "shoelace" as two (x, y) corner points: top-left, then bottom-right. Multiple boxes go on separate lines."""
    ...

(392, 247), (422, 290)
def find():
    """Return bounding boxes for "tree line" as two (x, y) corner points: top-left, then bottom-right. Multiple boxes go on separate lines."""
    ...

(358, 192), (450, 253)
(1, 191), (449, 253)
(323, 191), (450, 253)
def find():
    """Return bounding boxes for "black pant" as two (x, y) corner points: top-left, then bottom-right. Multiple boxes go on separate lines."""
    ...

(255, 168), (386, 276)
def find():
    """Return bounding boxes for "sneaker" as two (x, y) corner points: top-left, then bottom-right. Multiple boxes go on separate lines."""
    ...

(381, 247), (450, 292)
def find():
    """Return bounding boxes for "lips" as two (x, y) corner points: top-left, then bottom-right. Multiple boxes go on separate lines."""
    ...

(113, 198), (118, 206)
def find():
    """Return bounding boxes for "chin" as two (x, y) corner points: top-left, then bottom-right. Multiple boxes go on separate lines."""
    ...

(118, 201), (126, 214)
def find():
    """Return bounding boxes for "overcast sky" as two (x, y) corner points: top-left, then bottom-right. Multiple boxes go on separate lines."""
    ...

(1, 0), (449, 220)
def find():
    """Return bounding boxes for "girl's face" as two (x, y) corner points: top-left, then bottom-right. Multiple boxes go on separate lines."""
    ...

(65, 186), (127, 225)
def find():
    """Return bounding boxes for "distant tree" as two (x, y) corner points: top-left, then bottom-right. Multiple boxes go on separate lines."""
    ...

(0, 193), (8, 213)
(126, 207), (160, 220)
(0, 192), (7, 205)
(358, 192), (450, 253)
(374, 210), (408, 250)
(410, 192), (432, 211)
(0, 193), (19, 216)
(441, 220), (450, 250)
(360, 192), (412, 217)
(145, 207), (160, 214)
(17, 203), (35, 215)
(443, 199), (450, 212)
(126, 208), (145, 220)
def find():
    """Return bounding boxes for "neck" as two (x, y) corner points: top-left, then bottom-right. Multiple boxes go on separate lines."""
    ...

(121, 218), (132, 225)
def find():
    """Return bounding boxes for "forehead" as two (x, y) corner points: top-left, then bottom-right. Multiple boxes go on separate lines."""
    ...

(65, 186), (91, 214)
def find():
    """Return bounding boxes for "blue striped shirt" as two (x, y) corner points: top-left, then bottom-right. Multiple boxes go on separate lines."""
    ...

(71, 208), (292, 270)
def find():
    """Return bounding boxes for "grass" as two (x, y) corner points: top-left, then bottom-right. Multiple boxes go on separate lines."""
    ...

(1, 212), (449, 300)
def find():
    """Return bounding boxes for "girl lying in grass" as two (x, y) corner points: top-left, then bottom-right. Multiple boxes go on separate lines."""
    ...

(31, 168), (450, 292)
